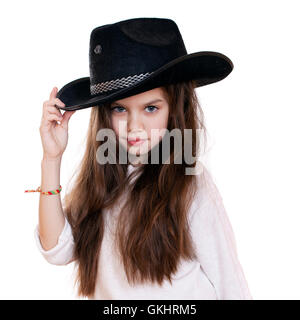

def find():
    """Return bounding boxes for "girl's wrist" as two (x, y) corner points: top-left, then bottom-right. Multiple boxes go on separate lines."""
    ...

(42, 155), (62, 164)
(41, 157), (61, 190)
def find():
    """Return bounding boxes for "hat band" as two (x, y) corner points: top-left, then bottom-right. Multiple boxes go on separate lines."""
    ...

(90, 72), (154, 95)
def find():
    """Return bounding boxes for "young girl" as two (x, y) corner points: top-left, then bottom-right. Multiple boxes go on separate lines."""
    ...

(28, 17), (252, 300)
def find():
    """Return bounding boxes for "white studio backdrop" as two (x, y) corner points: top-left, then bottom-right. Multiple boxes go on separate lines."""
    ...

(0, 0), (299, 299)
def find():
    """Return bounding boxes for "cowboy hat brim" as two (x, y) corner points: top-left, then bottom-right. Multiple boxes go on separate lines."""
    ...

(55, 51), (233, 111)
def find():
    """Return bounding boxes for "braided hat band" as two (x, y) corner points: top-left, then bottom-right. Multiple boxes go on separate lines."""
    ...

(90, 72), (154, 95)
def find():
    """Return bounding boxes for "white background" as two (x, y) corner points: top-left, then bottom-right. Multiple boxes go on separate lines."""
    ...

(0, 0), (299, 299)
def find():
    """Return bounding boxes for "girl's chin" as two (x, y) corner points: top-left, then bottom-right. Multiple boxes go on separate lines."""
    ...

(128, 149), (148, 156)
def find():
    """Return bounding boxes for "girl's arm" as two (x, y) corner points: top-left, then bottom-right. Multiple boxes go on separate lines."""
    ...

(38, 157), (65, 251)
(35, 157), (75, 265)
(191, 166), (252, 300)
(35, 87), (76, 265)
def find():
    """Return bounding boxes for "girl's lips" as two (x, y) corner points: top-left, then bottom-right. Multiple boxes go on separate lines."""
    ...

(127, 139), (146, 146)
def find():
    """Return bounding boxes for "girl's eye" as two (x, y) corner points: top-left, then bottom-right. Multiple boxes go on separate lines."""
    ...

(110, 106), (126, 113)
(145, 105), (158, 113)
(110, 105), (158, 113)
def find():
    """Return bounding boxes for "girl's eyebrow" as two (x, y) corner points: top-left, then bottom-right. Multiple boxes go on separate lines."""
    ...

(112, 98), (164, 107)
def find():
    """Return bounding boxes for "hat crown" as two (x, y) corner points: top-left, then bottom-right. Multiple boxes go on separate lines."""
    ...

(88, 18), (187, 95)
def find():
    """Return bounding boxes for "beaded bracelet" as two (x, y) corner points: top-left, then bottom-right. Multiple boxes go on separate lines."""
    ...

(24, 185), (62, 195)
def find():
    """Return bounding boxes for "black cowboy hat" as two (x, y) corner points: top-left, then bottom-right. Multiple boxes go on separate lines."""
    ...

(55, 17), (234, 111)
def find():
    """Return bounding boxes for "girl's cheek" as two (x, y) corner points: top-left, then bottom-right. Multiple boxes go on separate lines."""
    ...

(112, 119), (121, 136)
(149, 128), (167, 142)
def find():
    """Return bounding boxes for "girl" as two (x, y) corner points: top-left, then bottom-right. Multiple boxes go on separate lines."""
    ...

(28, 18), (252, 300)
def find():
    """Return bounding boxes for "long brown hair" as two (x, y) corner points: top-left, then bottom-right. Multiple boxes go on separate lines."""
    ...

(63, 80), (208, 298)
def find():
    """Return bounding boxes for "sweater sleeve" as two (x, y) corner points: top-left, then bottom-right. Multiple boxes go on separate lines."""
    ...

(190, 166), (253, 300)
(34, 216), (75, 265)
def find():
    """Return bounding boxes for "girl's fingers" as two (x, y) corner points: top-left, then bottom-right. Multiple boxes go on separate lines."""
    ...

(60, 110), (76, 127)
(47, 105), (63, 118)
(49, 87), (56, 100)
(44, 108), (63, 120)
(40, 88), (65, 130)
(45, 114), (63, 123)
(49, 87), (59, 101)
(43, 98), (65, 108)
(52, 97), (65, 108)
(49, 87), (65, 107)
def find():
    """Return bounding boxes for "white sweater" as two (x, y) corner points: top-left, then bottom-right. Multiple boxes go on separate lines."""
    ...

(34, 163), (252, 300)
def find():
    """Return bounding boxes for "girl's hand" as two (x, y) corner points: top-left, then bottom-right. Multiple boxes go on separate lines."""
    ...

(39, 87), (76, 161)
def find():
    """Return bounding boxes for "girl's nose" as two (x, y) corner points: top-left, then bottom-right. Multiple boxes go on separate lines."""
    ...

(127, 113), (144, 132)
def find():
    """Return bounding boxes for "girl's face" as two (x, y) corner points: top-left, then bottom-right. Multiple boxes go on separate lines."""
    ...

(110, 87), (169, 164)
